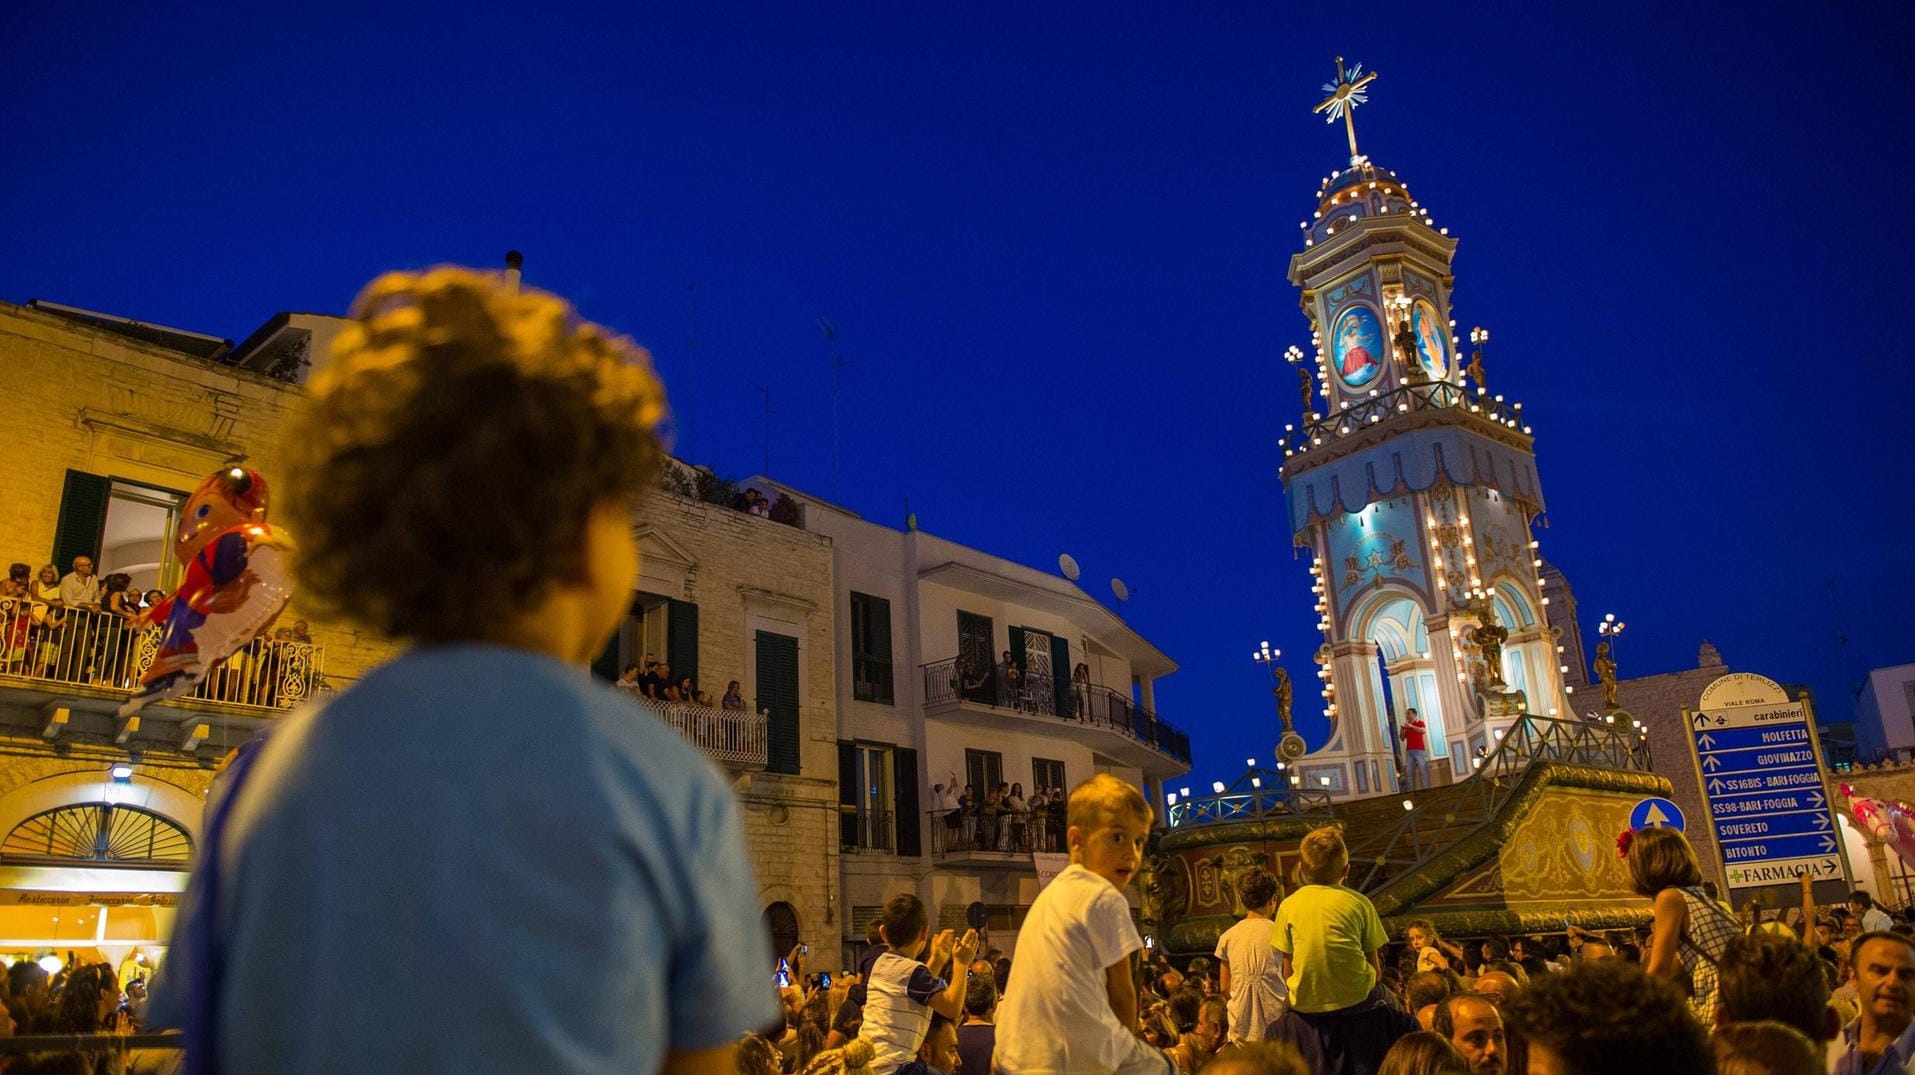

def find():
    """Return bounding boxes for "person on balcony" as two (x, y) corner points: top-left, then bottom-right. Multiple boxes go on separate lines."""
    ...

(957, 657), (988, 703)
(0, 564), (29, 674)
(58, 555), (100, 609)
(1028, 786), (1049, 851)
(615, 663), (642, 690)
(1003, 784), (1028, 852)
(1072, 663), (1092, 721)
(981, 786), (1005, 850)
(957, 784), (978, 848)
(722, 680), (747, 711)
(25, 565), (61, 677)
(655, 660), (678, 701)
(99, 572), (139, 688)
(997, 651), (1020, 711)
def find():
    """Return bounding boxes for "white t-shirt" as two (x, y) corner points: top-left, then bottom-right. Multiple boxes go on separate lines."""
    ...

(1213, 916), (1288, 1042)
(996, 864), (1173, 1075)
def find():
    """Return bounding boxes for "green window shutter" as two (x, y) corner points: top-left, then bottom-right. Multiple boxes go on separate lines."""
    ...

(1050, 635), (1072, 717)
(893, 747), (921, 857)
(757, 630), (801, 774)
(668, 599), (699, 688)
(851, 592), (895, 705)
(590, 634), (621, 683)
(1007, 626), (1026, 674)
(838, 741), (859, 848)
(51, 470), (110, 572)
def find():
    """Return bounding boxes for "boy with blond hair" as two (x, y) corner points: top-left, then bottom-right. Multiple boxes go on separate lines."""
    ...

(1266, 825), (1411, 1073)
(996, 773), (1173, 1074)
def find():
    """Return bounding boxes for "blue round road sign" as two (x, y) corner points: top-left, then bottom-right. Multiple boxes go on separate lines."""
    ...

(1630, 797), (1685, 832)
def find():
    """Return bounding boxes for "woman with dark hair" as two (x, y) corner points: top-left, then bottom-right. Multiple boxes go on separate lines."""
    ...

(722, 680), (746, 711)
(99, 573), (139, 687)
(1627, 825), (1739, 1024)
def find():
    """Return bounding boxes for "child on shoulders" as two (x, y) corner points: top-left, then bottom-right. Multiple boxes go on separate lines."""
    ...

(996, 773), (1174, 1075)
(858, 893), (978, 1075)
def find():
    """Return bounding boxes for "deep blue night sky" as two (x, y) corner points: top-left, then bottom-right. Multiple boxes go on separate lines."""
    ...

(6, 4), (1912, 787)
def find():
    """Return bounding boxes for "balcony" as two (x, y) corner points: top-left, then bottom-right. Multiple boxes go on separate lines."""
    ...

(920, 657), (1191, 771)
(1280, 380), (1530, 461)
(926, 806), (1065, 868)
(617, 690), (768, 771)
(0, 602), (323, 749)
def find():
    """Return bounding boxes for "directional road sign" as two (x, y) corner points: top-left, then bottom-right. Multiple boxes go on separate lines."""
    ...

(1689, 700), (1843, 888)
(1630, 797), (1685, 832)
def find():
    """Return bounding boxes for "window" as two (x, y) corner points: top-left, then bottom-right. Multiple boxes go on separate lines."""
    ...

(758, 631), (801, 774)
(965, 749), (1002, 796)
(52, 471), (190, 594)
(594, 593), (698, 688)
(850, 592), (894, 705)
(1032, 757), (1065, 793)
(854, 743), (893, 852)
(839, 742), (920, 856)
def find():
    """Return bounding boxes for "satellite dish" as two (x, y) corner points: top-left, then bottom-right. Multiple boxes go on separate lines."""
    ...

(1111, 578), (1131, 602)
(1058, 553), (1081, 581)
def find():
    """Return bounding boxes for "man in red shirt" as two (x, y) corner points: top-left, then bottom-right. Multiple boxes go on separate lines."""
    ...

(1402, 708), (1430, 791)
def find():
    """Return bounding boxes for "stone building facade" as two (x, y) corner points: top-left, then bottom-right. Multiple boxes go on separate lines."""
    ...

(0, 297), (838, 964)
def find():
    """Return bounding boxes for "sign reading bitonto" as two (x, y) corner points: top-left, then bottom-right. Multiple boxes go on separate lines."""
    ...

(1686, 674), (1847, 894)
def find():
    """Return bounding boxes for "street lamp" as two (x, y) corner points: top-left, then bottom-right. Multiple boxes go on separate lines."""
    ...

(1254, 641), (1308, 766)
(1467, 326), (1490, 397)
(1599, 612), (1626, 655)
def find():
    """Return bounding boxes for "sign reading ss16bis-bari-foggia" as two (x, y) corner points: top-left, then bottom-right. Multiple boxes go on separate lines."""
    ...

(1686, 672), (1846, 892)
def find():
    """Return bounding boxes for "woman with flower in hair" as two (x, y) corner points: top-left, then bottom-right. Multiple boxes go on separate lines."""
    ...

(1624, 825), (1740, 1023)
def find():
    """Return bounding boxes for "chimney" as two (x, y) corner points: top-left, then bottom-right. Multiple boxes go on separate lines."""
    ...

(504, 250), (524, 294)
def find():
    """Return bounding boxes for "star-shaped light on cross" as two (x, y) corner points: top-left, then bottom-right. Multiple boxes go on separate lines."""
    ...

(1314, 56), (1379, 165)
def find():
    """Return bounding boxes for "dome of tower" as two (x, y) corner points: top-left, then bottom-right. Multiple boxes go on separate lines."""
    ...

(1302, 159), (1443, 247)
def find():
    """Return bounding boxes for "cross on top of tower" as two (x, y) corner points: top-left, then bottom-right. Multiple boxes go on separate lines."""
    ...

(1314, 56), (1379, 165)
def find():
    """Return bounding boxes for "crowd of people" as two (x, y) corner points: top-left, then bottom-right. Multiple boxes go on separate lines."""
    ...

(109, 269), (1905, 1075)
(615, 655), (748, 712)
(724, 810), (1915, 1075)
(0, 958), (158, 1072)
(0, 556), (315, 699)
(927, 778), (1069, 854)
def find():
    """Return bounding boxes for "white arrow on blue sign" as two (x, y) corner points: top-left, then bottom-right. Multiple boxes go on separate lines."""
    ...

(1630, 797), (1685, 832)
(1689, 700), (1843, 889)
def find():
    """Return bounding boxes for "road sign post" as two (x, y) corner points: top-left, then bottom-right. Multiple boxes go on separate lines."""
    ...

(1685, 673), (1850, 909)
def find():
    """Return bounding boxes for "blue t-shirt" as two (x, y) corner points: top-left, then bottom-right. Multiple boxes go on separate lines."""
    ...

(151, 645), (776, 1072)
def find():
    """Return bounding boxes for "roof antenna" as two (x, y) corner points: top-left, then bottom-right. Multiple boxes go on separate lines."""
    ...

(820, 318), (849, 501)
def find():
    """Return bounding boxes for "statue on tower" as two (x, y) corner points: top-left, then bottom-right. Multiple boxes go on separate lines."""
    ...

(1298, 365), (1316, 417)
(1393, 311), (1427, 384)
(1274, 666), (1294, 731)
(1466, 348), (1489, 395)
(1595, 641), (1619, 709)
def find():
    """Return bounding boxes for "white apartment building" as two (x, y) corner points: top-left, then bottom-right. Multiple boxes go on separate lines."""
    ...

(750, 479), (1191, 963)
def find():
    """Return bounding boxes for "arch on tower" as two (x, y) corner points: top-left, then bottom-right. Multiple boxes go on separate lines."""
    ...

(1318, 587), (1455, 791)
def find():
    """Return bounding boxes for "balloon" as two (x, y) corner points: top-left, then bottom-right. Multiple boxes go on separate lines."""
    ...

(1841, 784), (1915, 874)
(118, 467), (294, 718)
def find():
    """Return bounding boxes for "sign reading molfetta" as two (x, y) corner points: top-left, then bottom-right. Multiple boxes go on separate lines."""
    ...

(1689, 699), (1842, 888)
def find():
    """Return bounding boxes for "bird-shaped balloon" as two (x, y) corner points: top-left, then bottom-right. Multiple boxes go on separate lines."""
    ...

(119, 466), (294, 718)
(1841, 784), (1915, 874)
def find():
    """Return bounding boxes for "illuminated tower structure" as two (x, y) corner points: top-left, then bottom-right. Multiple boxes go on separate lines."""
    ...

(1277, 59), (1572, 800)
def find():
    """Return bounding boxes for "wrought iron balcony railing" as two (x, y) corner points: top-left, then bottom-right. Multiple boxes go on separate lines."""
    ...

(0, 599), (323, 713)
(1281, 380), (1530, 459)
(1166, 785), (1337, 829)
(920, 657), (1191, 764)
(617, 689), (769, 769)
(927, 805), (1067, 857)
